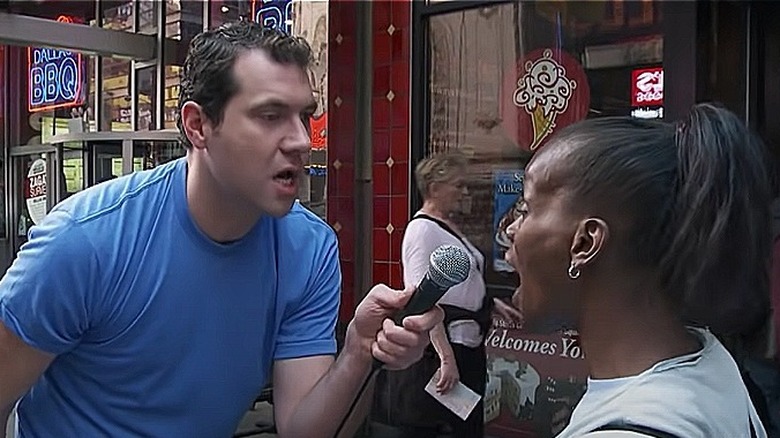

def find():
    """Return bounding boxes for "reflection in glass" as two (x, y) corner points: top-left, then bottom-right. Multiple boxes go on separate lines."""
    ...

(137, 66), (157, 131)
(211, 0), (253, 28)
(101, 58), (132, 132)
(291, 1), (328, 220)
(165, 66), (182, 129)
(427, 0), (663, 293)
(0, 47), (5, 239)
(103, 1), (135, 31)
(138, 0), (158, 35)
(5, 2), (95, 25)
(425, 4), (664, 435)
(165, 0), (204, 46)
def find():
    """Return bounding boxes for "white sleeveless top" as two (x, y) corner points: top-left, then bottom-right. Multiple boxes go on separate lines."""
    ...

(401, 214), (486, 348)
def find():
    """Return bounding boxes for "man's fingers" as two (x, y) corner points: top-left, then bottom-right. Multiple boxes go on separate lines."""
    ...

(366, 284), (416, 312)
(401, 306), (444, 332)
(381, 319), (419, 347)
(371, 342), (423, 370)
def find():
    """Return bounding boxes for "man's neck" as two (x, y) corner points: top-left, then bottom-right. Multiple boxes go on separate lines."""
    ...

(185, 157), (261, 243)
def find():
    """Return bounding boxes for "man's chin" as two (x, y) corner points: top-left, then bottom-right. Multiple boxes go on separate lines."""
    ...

(264, 199), (296, 218)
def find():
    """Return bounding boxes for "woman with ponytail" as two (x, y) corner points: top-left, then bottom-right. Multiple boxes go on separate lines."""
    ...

(504, 103), (770, 437)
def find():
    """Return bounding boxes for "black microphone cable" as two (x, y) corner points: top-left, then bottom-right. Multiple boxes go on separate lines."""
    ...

(332, 359), (384, 437)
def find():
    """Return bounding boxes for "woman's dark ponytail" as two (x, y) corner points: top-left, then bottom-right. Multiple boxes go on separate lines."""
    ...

(661, 103), (772, 335)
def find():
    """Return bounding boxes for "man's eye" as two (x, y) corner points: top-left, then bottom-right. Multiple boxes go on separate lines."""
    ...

(261, 113), (280, 121)
(301, 114), (313, 131)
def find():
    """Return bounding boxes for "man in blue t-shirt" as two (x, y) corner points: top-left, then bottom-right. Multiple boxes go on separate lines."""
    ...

(0, 22), (441, 438)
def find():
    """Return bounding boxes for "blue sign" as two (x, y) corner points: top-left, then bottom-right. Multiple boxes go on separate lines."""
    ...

(254, 0), (293, 34)
(492, 169), (524, 273)
(28, 47), (83, 112)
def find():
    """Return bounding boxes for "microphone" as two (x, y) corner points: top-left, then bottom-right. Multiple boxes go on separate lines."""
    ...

(335, 245), (472, 436)
(371, 244), (470, 372)
(393, 244), (472, 324)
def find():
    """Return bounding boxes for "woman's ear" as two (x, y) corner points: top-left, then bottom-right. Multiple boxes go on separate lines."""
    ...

(570, 218), (609, 269)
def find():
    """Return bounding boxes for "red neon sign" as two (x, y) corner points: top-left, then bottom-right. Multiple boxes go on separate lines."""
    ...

(631, 67), (663, 107)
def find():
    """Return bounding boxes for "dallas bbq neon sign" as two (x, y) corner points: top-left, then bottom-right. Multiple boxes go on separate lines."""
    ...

(252, 0), (293, 34)
(27, 15), (84, 113)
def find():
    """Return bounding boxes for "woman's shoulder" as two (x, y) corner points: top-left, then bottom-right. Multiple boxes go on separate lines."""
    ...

(405, 215), (444, 234)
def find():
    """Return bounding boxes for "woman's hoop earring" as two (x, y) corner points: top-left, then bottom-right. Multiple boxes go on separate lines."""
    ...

(568, 262), (581, 280)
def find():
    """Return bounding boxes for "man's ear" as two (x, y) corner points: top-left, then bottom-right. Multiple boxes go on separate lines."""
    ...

(180, 102), (210, 150)
(570, 217), (609, 269)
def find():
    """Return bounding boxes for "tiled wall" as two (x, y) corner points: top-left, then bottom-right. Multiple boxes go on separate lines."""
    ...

(328, 0), (412, 321)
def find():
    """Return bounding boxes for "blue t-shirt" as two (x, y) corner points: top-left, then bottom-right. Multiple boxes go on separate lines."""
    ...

(0, 158), (341, 437)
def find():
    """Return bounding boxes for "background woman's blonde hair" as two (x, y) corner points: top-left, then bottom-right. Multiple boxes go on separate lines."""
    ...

(414, 151), (468, 198)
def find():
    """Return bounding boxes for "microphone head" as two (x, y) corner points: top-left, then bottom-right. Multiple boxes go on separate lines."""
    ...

(428, 244), (471, 289)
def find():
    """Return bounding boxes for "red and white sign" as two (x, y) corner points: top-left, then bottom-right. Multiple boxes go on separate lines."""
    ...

(501, 48), (591, 153)
(25, 158), (48, 225)
(631, 67), (663, 107)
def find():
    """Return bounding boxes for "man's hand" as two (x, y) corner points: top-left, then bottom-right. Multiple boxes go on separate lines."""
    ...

(435, 360), (460, 394)
(348, 284), (443, 370)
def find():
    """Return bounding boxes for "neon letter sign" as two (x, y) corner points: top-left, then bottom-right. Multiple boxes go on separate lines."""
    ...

(27, 16), (83, 112)
(253, 0), (293, 34)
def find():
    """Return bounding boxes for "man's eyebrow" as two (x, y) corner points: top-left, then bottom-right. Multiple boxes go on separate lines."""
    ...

(249, 100), (290, 112)
(249, 99), (318, 114)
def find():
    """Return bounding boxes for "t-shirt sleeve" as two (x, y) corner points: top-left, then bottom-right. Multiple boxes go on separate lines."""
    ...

(274, 229), (341, 361)
(0, 210), (101, 355)
(401, 220), (442, 289)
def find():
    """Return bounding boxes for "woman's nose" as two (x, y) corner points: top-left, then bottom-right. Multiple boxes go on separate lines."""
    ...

(506, 217), (520, 239)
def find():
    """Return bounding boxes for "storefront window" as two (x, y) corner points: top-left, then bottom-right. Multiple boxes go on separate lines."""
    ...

(101, 58), (132, 131)
(136, 66), (157, 131)
(425, 2), (662, 436)
(5, 1), (95, 26)
(210, 0), (253, 28)
(0, 45), (6, 239)
(103, 1), (134, 31)
(165, 65), (182, 129)
(290, 1), (327, 219)
(138, 0), (158, 35)
(166, 0), (204, 45)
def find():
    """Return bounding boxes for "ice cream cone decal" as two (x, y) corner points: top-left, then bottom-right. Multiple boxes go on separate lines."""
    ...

(530, 106), (555, 149)
(513, 49), (577, 150)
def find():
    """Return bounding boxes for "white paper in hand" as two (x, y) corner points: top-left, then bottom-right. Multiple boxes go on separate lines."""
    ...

(424, 370), (482, 420)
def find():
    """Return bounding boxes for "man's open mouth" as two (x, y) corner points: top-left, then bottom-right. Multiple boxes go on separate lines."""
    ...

(274, 170), (297, 186)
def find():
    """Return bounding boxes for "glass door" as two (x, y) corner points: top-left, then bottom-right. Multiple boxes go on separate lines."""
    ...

(10, 145), (58, 252)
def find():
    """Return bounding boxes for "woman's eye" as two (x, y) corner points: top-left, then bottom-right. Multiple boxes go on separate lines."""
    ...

(515, 201), (528, 219)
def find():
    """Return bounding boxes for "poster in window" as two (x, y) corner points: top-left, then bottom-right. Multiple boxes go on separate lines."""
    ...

(493, 169), (524, 273)
(484, 324), (589, 437)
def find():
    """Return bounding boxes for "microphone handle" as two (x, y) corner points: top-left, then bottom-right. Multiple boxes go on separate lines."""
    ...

(343, 267), (460, 435)
(372, 276), (449, 370)
(393, 276), (447, 325)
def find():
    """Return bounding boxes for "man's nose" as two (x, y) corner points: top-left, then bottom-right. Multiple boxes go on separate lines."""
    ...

(283, 116), (311, 154)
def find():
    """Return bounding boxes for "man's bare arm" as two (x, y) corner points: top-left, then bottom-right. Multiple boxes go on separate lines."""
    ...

(273, 340), (373, 438)
(272, 285), (443, 438)
(0, 321), (54, 438)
